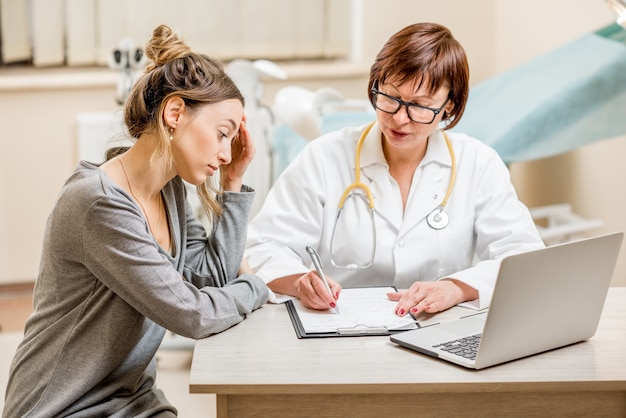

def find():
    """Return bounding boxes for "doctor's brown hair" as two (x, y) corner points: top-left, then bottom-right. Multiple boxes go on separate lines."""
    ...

(367, 22), (469, 130)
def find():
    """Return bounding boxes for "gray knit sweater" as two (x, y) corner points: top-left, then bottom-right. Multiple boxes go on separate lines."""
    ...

(2, 161), (269, 417)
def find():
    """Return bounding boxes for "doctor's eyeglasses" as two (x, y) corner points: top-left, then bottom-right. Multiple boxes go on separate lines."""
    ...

(371, 88), (449, 124)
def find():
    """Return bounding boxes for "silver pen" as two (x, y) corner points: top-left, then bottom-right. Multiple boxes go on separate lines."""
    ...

(305, 246), (339, 313)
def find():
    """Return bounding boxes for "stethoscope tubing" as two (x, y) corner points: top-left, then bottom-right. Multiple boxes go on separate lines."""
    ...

(339, 121), (456, 229)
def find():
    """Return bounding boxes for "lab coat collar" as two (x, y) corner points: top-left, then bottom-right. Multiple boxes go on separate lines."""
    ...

(422, 129), (453, 168)
(357, 126), (454, 233)
(356, 123), (452, 170)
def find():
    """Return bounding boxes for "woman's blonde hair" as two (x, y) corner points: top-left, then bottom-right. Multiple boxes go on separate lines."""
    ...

(123, 24), (244, 217)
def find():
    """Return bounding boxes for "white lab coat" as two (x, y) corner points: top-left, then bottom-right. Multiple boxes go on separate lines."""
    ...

(245, 122), (544, 309)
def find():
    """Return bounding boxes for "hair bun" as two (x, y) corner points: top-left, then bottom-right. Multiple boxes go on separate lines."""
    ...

(144, 24), (192, 72)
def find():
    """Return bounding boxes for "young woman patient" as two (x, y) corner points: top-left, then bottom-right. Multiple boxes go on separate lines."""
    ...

(2, 24), (268, 417)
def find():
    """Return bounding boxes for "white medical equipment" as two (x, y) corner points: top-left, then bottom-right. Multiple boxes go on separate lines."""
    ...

(226, 59), (287, 218)
(273, 86), (348, 140)
(108, 38), (146, 105)
(607, 0), (626, 27)
(329, 121), (457, 269)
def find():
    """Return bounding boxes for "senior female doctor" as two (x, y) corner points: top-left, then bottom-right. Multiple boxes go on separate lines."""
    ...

(245, 22), (544, 316)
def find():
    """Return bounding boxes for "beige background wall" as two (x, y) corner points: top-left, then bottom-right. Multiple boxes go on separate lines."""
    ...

(1, 0), (623, 285)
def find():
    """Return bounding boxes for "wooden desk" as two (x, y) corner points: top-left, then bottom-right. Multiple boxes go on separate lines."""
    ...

(190, 288), (626, 418)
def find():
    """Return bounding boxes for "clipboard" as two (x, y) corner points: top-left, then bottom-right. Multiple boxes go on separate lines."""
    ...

(285, 286), (419, 338)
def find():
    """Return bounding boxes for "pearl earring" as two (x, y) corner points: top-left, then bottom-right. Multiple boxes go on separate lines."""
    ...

(169, 127), (174, 141)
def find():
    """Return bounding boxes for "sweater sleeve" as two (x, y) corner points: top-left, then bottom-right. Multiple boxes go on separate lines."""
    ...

(80, 187), (268, 339)
(183, 185), (256, 288)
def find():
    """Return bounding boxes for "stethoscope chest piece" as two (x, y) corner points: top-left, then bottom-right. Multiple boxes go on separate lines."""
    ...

(427, 206), (449, 230)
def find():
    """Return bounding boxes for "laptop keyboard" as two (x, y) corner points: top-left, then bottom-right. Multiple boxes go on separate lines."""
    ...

(433, 334), (482, 360)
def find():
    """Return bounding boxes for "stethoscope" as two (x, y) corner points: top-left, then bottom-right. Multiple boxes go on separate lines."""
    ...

(337, 121), (457, 230)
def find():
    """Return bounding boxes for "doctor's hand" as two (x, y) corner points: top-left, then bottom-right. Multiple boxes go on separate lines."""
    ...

(221, 116), (256, 192)
(295, 271), (342, 311)
(387, 279), (478, 316)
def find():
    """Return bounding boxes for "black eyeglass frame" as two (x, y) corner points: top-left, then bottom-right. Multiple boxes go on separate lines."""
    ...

(370, 88), (450, 124)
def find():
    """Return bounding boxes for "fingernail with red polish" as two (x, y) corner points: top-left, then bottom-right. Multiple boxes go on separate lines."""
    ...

(397, 309), (405, 316)
(330, 302), (336, 308)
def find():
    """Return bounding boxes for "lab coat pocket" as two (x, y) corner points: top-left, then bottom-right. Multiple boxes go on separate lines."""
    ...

(436, 216), (475, 278)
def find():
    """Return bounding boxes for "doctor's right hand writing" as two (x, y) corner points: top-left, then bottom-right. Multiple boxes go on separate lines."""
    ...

(267, 272), (342, 310)
(298, 271), (342, 310)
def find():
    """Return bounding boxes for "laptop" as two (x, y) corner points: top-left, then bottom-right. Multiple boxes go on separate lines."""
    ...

(390, 232), (623, 369)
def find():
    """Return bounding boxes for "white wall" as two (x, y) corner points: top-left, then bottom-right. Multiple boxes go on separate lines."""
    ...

(0, 81), (120, 283)
(0, 0), (623, 285)
(494, 0), (614, 72)
(358, 0), (498, 85)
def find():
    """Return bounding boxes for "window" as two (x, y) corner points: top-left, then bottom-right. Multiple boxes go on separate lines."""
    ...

(0, 0), (351, 67)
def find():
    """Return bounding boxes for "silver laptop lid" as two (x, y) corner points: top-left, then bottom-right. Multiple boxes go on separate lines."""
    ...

(474, 232), (623, 368)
